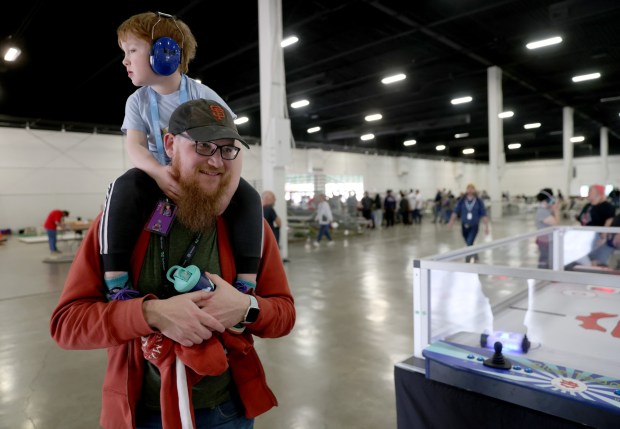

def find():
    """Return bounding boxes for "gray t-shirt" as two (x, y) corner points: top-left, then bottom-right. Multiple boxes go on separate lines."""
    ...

(535, 205), (553, 230)
(121, 75), (234, 165)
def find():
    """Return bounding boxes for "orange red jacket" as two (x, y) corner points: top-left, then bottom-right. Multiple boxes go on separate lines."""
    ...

(50, 213), (295, 428)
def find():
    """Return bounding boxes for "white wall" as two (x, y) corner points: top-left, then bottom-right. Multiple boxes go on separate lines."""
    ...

(0, 128), (130, 230)
(502, 156), (620, 197)
(0, 127), (618, 230)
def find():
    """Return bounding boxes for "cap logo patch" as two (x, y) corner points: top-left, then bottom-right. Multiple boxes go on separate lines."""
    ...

(210, 105), (226, 122)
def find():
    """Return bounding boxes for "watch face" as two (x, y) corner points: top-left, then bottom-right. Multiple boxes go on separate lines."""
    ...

(245, 307), (260, 324)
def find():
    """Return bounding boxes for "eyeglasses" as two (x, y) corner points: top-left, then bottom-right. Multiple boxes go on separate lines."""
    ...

(180, 134), (241, 160)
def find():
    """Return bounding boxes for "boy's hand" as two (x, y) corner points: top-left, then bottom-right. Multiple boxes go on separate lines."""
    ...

(155, 166), (181, 200)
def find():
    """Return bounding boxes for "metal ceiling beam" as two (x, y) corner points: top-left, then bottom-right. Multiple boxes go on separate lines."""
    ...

(366, 0), (620, 139)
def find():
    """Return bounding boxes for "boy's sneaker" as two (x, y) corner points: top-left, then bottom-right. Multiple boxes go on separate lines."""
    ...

(107, 285), (140, 301)
(312, 241), (320, 247)
(327, 241), (335, 247)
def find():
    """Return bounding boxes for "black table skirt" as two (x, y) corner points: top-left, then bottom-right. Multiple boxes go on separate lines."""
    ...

(394, 358), (594, 429)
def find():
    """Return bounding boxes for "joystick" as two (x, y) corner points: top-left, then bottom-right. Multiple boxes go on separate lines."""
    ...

(483, 341), (512, 370)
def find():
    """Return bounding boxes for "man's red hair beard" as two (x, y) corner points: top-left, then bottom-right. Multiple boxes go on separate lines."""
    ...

(170, 157), (231, 233)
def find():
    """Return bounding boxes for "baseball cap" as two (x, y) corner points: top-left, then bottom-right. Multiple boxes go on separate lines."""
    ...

(168, 99), (249, 149)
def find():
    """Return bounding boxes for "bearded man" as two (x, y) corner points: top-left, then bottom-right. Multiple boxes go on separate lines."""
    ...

(50, 99), (295, 429)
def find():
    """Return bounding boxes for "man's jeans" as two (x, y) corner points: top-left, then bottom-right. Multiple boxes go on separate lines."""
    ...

(462, 223), (479, 246)
(136, 399), (254, 429)
(46, 229), (58, 252)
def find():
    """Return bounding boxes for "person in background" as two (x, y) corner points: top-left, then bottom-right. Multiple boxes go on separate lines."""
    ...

(399, 191), (411, 225)
(411, 189), (424, 224)
(432, 189), (443, 223)
(360, 191), (374, 228)
(576, 184), (615, 227)
(50, 99), (295, 429)
(99, 11), (262, 305)
(406, 189), (416, 225)
(534, 188), (560, 268)
(576, 184), (616, 265)
(372, 192), (383, 229)
(383, 190), (397, 228)
(588, 212), (620, 267)
(262, 190), (282, 246)
(609, 186), (620, 211)
(442, 191), (455, 224)
(314, 193), (335, 247)
(447, 183), (489, 261)
(43, 209), (69, 254)
(346, 191), (359, 218)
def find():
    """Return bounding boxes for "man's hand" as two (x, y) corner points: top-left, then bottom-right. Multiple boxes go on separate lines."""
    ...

(195, 273), (252, 329)
(143, 293), (225, 347)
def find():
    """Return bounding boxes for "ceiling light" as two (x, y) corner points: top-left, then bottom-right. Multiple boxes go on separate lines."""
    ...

(365, 113), (382, 122)
(307, 126), (321, 134)
(454, 133), (469, 139)
(524, 122), (541, 129)
(507, 143), (521, 150)
(291, 100), (309, 109)
(234, 116), (249, 125)
(436, 145), (446, 151)
(451, 96), (472, 105)
(570, 136), (585, 143)
(498, 111), (514, 118)
(360, 133), (375, 141)
(572, 73), (601, 83)
(403, 139), (416, 146)
(3, 46), (21, 62)
(462, 148), (475, 155)
(381, 73), (406, 84)
(281, 36), (299, 48)
(526, 36), (562, 50)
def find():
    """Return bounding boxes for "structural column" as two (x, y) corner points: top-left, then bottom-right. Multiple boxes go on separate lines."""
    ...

(562, 107), (574, 197)
(487, 66), (505, 219)
(600, 127), (609, 184)
(258, 0), (292, 258)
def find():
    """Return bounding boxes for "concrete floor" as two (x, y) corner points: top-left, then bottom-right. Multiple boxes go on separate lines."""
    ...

(0, 211), (546, 429)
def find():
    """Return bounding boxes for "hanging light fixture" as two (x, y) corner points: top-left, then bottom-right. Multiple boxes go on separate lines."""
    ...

(3, 36), (22, 62)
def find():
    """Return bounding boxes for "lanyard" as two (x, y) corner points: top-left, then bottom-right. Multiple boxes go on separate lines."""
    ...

(148, 74), (188, 164)
(158, 231), (203, 297)
(464, 198), (476, 213)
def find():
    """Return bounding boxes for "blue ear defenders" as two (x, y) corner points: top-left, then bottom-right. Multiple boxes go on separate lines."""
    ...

(150, 12), (183, 76)
(540, 190), (555, 205)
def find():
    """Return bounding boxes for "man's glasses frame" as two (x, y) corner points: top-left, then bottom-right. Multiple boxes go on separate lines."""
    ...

(179, 134), (241, 160)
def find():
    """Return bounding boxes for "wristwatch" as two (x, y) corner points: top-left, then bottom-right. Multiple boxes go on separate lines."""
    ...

(242, 295), (260, 324)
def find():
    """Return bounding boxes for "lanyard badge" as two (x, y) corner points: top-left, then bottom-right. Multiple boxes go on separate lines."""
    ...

(146, 199), (177, 236)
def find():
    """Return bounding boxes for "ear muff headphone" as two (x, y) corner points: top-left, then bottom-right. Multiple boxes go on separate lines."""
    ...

(540, 190), (556, 205)
(150, 12), (184, 76)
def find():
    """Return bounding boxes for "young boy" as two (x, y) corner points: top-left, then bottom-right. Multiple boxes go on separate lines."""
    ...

(100, 11), (261, 302)
(534, 188), (559, 268)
